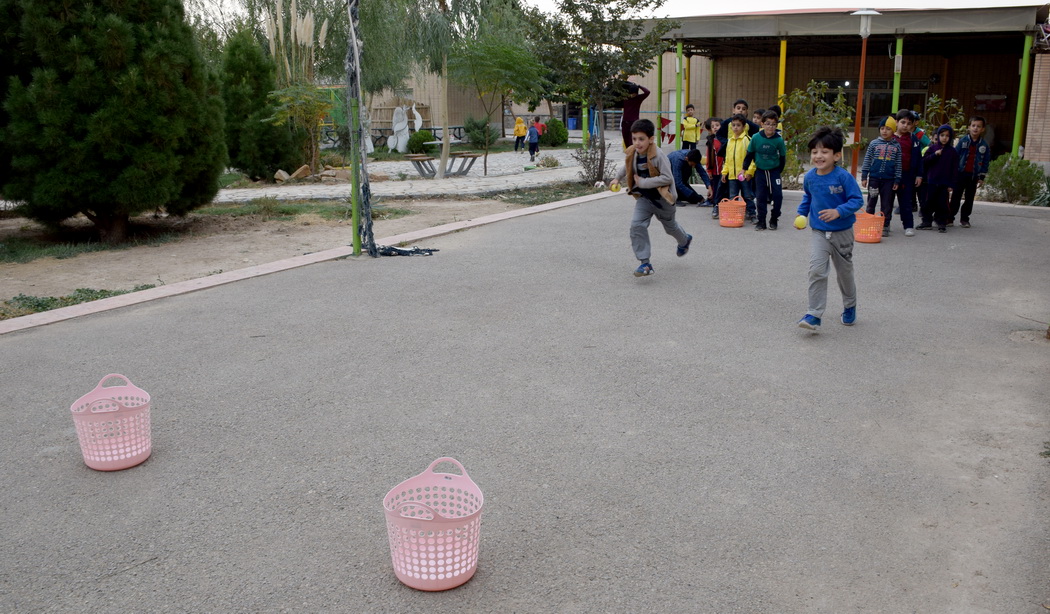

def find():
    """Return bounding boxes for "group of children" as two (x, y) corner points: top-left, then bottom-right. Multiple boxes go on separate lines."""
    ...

(861, 111), (990, 234)
(512, 116), (547, 162)
(607, 117), (865, 333)
(672, 99), (789, 232)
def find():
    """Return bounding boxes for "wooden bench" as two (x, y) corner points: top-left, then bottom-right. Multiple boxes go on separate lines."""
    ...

(405, 154), (437, 179)
(446, 152), (483, 177)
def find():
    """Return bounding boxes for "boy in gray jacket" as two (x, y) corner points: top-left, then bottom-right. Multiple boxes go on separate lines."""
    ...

(610, 119), (693, 277)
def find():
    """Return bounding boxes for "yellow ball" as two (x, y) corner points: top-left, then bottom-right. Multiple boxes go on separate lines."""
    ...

(794, 215), (807, 230)
(610, 184), (620, 192)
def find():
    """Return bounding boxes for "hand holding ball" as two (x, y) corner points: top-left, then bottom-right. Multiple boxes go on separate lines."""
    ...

(793, 215), (807, 230)
(737, 172), (746, 182)
(610, 183), (621, 192)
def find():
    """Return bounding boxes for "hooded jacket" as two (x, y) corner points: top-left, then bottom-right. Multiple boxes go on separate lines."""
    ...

(922, 125), (960, 187)
(513, 117), (527, 138)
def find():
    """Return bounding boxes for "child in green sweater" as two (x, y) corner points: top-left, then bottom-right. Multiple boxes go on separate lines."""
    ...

(742, 110), (787, 230)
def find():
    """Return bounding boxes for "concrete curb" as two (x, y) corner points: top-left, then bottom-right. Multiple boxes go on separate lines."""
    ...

(0, 191), (613, 336)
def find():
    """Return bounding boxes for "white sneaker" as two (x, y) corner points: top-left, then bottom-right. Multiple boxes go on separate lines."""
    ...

(904, 228), (915, 237)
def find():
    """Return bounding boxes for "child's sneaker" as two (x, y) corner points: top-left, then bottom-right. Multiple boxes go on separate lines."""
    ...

(711, 209), (719, 219)
(769, 219), (778, 231)
(881, 228), (890, 237)
(755, 222), (766, 231)
(961, 221), (971, 228)
(904, 228), (915, 237)
(798, 315), (821, 331)
(676, 234), (693, 257)
(938, 226), (947, 233)
(633, 262), (654, 277)
(841, 306), (856, 326)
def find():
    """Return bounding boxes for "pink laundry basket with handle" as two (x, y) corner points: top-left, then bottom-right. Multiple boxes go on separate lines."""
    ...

(70, 374), (151, 471)
(383, 457), (484, 591)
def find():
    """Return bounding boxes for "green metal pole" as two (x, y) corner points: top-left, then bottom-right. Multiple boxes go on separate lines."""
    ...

(891, 37), (903, 112)
(1012, 33), (1034, 157)
(675, 41), (683, 148)
(350, 96), (362, 256)
(582, 103), (589, 149)
(708, 58), (716, 119)
(656, 53), (663, 140)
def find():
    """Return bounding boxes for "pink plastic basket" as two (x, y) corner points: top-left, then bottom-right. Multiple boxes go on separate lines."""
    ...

(70, 374), (151, 471)
(383, 457), (484, 591)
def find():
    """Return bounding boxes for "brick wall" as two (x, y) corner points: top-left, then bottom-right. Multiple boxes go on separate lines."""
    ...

(1024, 53), (1050, 170)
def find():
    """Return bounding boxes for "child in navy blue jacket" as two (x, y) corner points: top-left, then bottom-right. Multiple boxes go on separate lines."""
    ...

(891, 111), (924, 237)
(918, 125), (960, 233)
(949, 116), (990, 227)
(860, 116), (901, 237)
(796, 127), (864, 332)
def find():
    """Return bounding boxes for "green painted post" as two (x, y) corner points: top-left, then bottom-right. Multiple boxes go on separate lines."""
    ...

(656, 53), (663, 137)
(350, 96), (362, 256)
(891, 37), (903, 112)
(582, 103), (589, 149)
(1013, 33), (1034, 156)
(675, 41), (683, 148)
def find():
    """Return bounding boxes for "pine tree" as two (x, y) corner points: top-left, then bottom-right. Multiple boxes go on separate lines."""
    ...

(2, 0), (227, 243)
(220, 29), (298, 179)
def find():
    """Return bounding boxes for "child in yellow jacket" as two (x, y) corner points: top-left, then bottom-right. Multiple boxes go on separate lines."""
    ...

(720, 113), (758, 220)
(513, 117), (528, 154)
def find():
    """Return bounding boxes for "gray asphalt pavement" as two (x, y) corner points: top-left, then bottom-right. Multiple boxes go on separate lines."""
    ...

(2, 192), (1049, 613)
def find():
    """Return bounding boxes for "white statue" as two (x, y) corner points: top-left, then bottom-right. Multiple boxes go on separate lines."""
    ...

(411, 104), (423, 133)
(389, 105), (410, 153)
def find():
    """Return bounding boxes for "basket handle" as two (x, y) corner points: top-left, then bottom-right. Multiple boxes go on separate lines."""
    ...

(395, 501), (447, 521)
(93, 373), (135, 391)
(424, 457), (471, 481)
(85, 398), (130, 413)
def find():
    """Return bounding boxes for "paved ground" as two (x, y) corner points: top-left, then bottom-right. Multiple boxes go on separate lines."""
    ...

(2, 159), (1049, 612)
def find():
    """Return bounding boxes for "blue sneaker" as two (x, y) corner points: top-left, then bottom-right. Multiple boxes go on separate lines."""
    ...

(798, 314), (821, 331)
(677, 234), (693, 257)
(841, 306), (856, 326)
(633, 262), (654, 277)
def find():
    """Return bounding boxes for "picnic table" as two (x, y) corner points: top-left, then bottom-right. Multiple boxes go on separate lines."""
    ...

(405, 151), (484, 179)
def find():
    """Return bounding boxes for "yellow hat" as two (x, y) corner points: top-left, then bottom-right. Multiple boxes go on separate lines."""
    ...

(879, 116), (897, 131)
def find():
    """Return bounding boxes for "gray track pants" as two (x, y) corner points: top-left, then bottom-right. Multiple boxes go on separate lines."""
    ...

(807, 227), (856, 319)
(630, 196), (689, 262)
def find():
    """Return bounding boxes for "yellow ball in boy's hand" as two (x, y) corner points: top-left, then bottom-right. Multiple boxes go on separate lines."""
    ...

(794, 215), (807, 230)
(610, 184), (620, 192)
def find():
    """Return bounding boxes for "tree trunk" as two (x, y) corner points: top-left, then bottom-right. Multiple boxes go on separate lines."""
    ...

(91, 212), (130, 244)
(546, 98), (554, 119)
(437, 55), (450, 180)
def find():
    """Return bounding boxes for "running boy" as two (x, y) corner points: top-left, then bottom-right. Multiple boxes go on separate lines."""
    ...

(860, 115), (901, 237)
(513, 117), (528, 153)
(796, 127), (864, 332)
(526, 121), (540, 162)
(950, 116), (990, 228)
(610, 119), (693, 277)
(681, 104), (701, 150)
(918, 124), (959, 233)
(742, 110), (787, 230)
(720, 114), (757, 220)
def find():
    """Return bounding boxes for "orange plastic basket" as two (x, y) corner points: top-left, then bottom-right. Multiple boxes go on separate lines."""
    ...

(718, 197), (746, 228)
(854, 211), (884, 243)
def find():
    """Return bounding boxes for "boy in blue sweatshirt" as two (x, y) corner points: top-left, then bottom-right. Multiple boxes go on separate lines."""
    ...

(796, 127), (864, 332)
(949, 116), (990, 227)
(918, 124), (960, 232)
(667, 148), (711, 205)
(860, 116), (901, 237)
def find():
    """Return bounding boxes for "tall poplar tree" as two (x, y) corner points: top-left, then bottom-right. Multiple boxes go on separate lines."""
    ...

(2, 0), (227, 243)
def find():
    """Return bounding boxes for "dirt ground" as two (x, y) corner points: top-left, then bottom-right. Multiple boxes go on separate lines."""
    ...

(0, 197), (525, 300)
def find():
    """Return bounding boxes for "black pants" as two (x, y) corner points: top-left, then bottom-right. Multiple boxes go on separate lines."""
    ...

(528, 141), (538, 157)
(922, 184), (951, 228)
(514, 136), (525, 151)
(865, 177), (896, 227)
(950, 174), (979, 223)
(754, 169), (783, 223)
